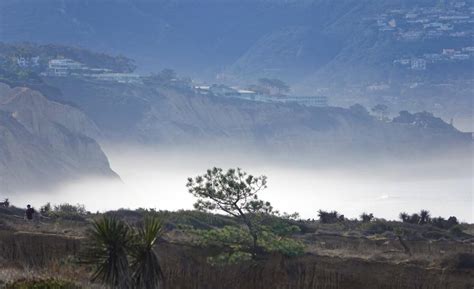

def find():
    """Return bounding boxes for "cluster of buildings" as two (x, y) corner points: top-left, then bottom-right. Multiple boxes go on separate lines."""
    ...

(13, 55), (328, 108)
(369, 1), (473, 41)
(16, 56), (40, 68)
(394, 46), (474, 70)
(39, 58), (142, 84)
(194, 84), (328, 107)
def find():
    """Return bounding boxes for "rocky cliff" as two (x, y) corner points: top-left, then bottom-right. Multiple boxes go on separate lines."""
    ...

(43, 78), (472, 161)
(0, 83), (117, 193)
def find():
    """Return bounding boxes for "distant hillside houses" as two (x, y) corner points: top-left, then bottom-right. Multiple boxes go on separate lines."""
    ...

(369, 1), (473, 42)
(393, 46), (473, 70)
(16, 56), (40, 68)
(194, 84), (328, 107)
(280, 95), (328, 107)
(43, 58), (142, 84)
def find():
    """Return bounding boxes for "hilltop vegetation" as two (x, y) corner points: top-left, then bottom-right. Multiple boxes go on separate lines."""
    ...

(0, 42), (135, 85)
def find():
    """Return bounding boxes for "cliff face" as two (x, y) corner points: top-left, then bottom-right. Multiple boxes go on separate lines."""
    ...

(43, 78), (472, 160)
(0, 231), (471, 289)
(0, 83), (117, 193)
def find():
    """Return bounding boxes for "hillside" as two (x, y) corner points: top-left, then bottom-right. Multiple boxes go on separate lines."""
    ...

(0, 42), (470, 192)
(41, 77), (471, 161)
(0, 83), (117, 193)
(1, 0), (472, 126)
(0, 206), (473, 288)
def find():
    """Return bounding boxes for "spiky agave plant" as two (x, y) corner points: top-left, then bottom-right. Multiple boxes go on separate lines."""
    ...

(130, 215), (164, 289)
(82, 216), (133, 289)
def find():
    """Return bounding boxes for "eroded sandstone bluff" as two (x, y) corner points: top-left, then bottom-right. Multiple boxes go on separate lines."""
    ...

(0, 83), (118, 192)
(0, 231), (471, 289)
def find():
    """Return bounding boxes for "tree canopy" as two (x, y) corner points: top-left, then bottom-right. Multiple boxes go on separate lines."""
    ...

(186, 167), (304, 263)
(257, 78), (290, 95)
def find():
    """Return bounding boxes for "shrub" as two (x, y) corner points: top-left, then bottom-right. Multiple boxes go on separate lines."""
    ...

(81, 216), (134, 289)
(81, 215), (164, 289)
(431, 216), (459, 230)
(47, 203), (88, 221)
(449, 225), (465, 237)
(5, 278), (81, 289)
(360, 212), (374, 223)
(54, 203), (87, 215)
(442, 253), (474, 270)
(192, 225), (305, 265)
(455, 253), (474, 269)
(40, 203), (52, 215)
(318, 210), (344, 224)
(364, 221), (393, 235)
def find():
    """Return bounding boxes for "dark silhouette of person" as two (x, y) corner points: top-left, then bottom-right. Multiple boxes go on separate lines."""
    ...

(25, 204), (35, 220)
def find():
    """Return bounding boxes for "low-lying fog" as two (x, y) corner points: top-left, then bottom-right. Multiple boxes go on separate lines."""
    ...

(12, 145), (473, 222)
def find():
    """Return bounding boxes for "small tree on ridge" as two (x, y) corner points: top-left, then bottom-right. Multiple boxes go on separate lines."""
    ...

(186, 167), (270, 257)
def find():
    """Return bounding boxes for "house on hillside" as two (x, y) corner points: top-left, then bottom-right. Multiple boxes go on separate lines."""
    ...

(194, 85), (211, 95)
(411, 58), (427, 70)
(281, 95), (328, 107)
(93, 73), (142, 84)
(236, 89), (258, 100)
(209, 85), (239, 97)
(16, 56), (40, 68)
(46, 58), (85, 76)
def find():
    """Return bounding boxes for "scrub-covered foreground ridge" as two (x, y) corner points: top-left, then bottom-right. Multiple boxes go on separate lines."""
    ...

(0, 168), (472, 289)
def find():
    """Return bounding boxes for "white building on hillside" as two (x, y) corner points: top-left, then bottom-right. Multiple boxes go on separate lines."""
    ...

(16, 56), (40, 68)
(411, 58), (427, 70)
(47, 58), (85, 76)
(282, 95), (328, 107)
(93, 73), (142, 84)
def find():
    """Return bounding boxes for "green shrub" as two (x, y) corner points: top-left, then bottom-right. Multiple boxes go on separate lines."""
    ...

(317, 210), (344, 224)
(422, 229), (448, 240)
(45, 203), (88, 221)
(364, 221), (393, 235)
(192, 225), (305, 265)
(5, 279), (81, 289)
(449, 225), (465, 237)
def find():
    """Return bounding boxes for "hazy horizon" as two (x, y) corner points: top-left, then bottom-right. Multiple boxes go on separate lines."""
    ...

(8, 145), (473, 223)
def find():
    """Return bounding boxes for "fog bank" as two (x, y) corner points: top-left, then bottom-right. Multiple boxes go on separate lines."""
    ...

(10, 145), (473, 222)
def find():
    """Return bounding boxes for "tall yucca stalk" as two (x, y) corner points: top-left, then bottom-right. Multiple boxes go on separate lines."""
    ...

(82, 216), (133, 289)
(130, 215), (164, 289)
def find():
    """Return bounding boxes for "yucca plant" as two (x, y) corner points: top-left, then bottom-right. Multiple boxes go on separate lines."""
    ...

(130, 215), (164, 289)
(81, 216), (133, 289)
(419, 209), (431, 225)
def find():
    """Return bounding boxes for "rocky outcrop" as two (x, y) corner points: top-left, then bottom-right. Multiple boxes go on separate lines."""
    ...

(0, 83), (117, 193)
